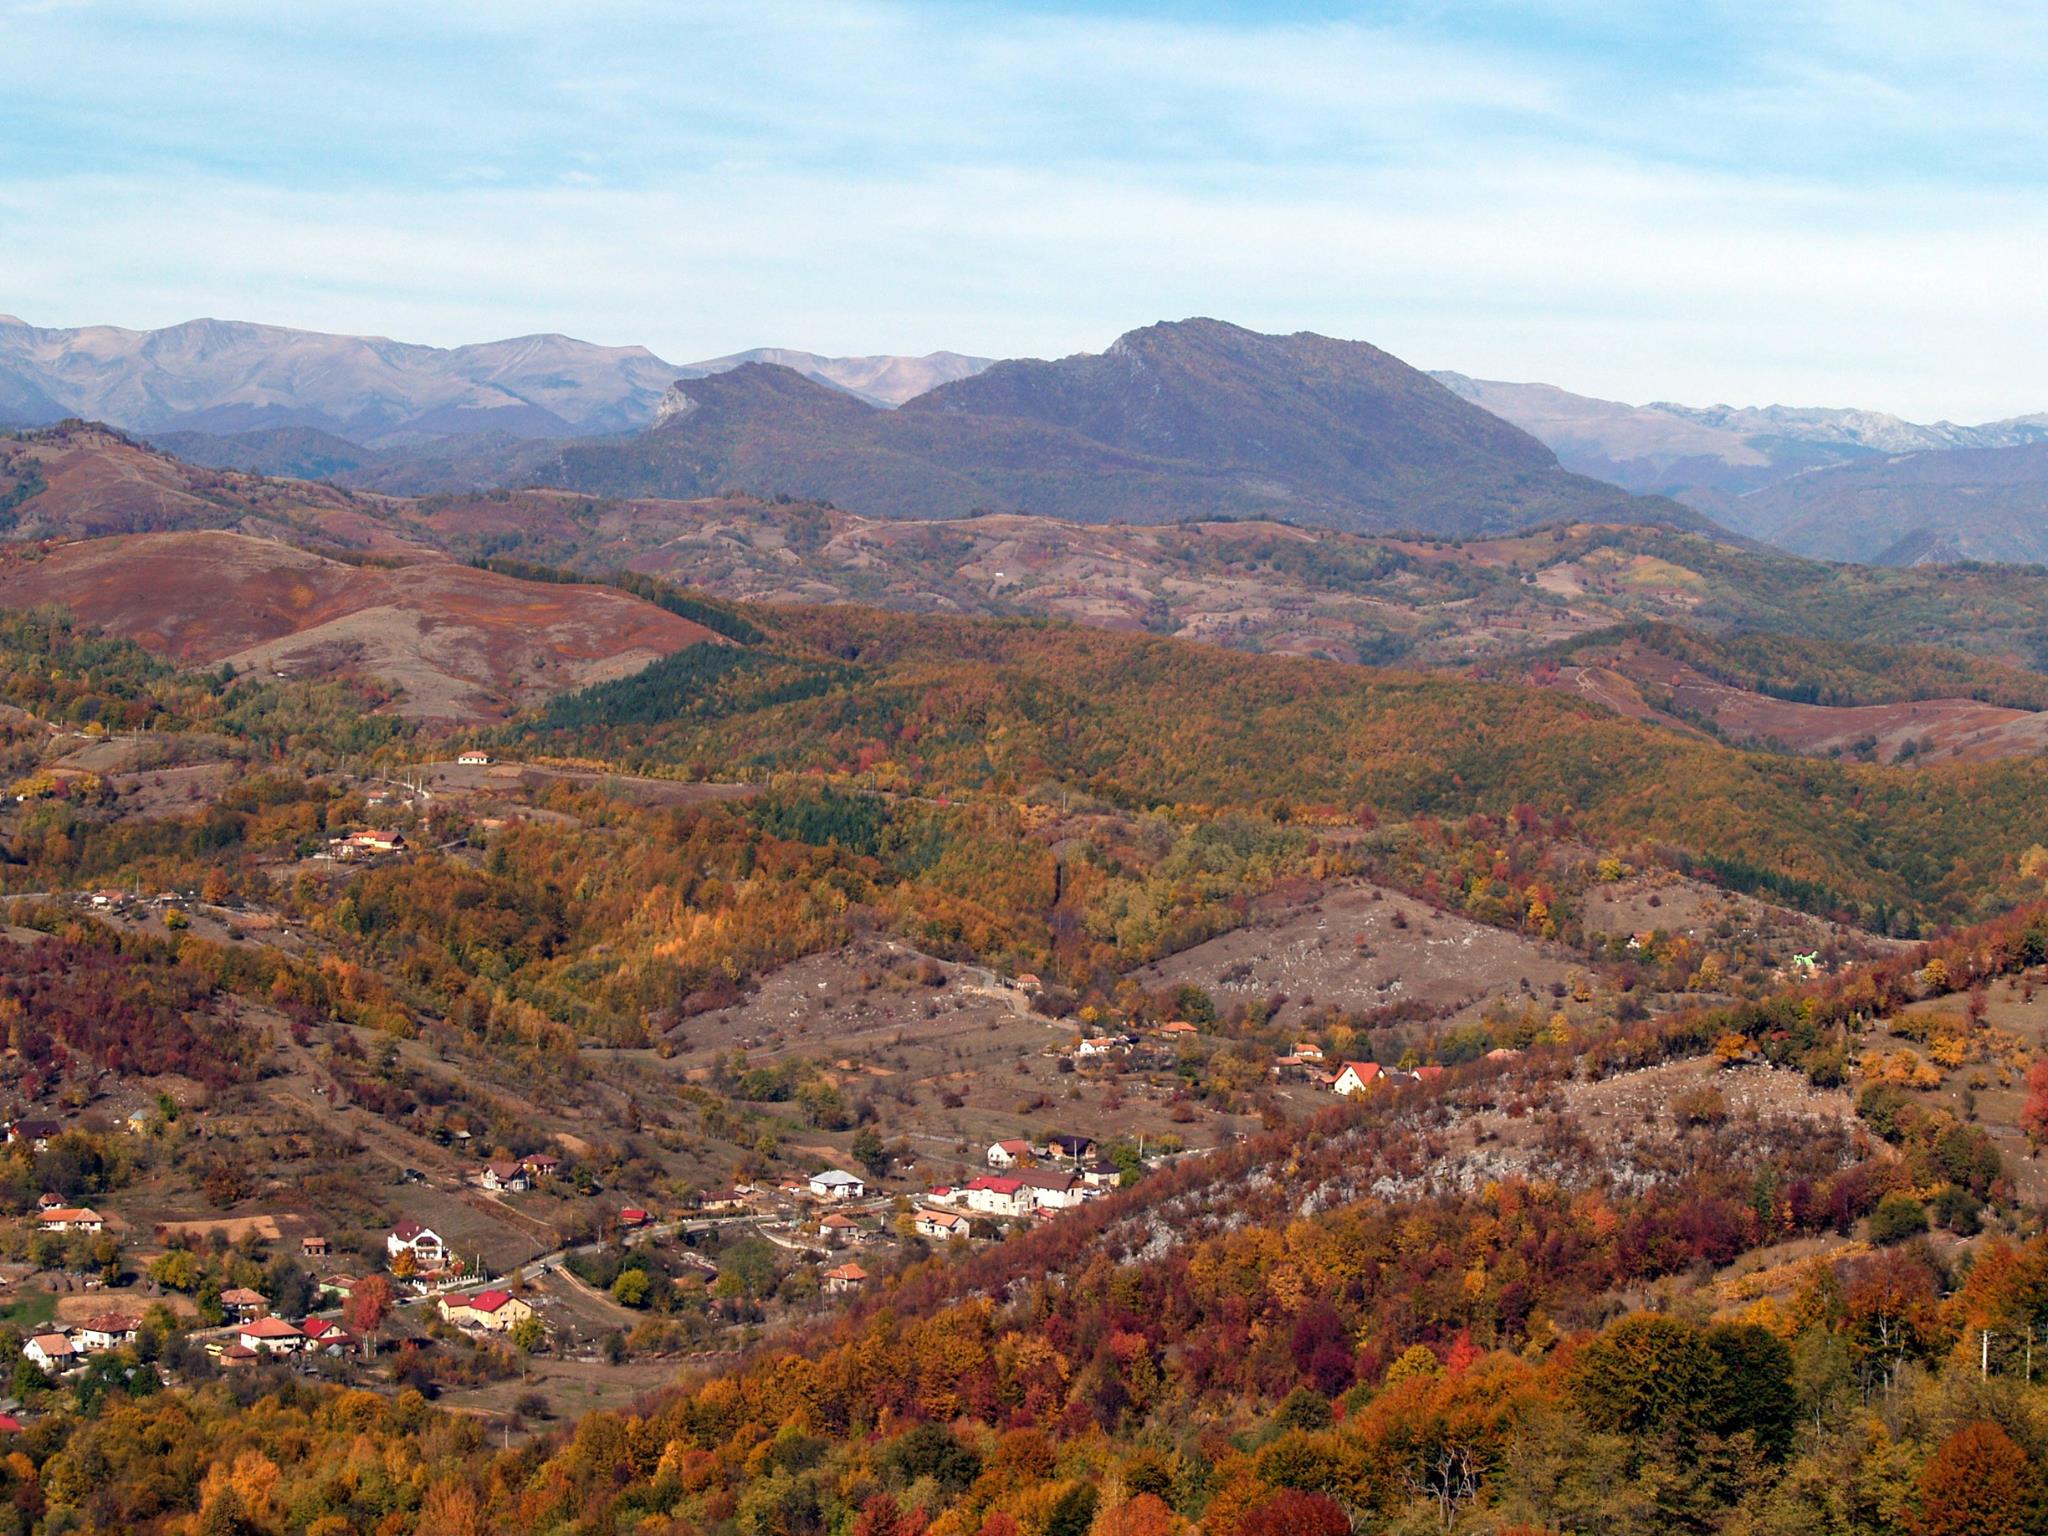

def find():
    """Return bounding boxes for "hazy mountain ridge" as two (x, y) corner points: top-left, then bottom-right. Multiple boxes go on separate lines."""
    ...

(0, 314), (989, 447)
(1435, 370), (2048, 562)
(546, 319), (1707, 537)
(675, 346), (992, 407)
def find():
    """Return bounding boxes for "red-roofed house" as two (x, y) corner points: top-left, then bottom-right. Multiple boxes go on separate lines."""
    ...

(822, 1261), (869, 1295)
(238, 1317), (304, 1354)
(386, 1220), (446, 1267)
(985, 1138), (1033, 1168)
(439, 1289), (535, 1333)
(915, 1208), (970, 1239)
(37, 1206), (103, 1233)
(1332, 1061), (1384, 1097)
(963, 1175), (1030, 1218)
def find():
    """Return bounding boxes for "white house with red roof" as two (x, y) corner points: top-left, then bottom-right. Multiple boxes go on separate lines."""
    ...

(985, 1138), (1033, 1168)
(238, 1316), (305, 1354)
(962, 1175), (1030, 1218)
(914, 1208), (970, 1239)
(386, 1219), (447, 1267)
(1332, 1061), (1384, 1097)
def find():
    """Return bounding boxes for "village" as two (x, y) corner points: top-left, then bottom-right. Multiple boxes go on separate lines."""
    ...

(0, 752), (1733, 1440)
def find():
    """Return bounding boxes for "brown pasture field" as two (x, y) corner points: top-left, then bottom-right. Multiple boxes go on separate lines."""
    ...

(1130, 878), (1581, 1032)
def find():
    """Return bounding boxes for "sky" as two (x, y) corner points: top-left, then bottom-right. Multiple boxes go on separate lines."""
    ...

(1, 0), (2043, 420)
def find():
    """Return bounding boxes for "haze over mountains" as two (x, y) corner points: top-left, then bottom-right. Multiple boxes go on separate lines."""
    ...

(9, 310), (2048, 560)
(1436, 371), (2048, 563)
(0, 313), (987, 443)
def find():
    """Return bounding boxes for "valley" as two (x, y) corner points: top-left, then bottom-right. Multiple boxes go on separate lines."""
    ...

(1, 329), (2046, 1536)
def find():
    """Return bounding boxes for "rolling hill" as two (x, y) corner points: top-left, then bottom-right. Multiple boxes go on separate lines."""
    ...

(0, 530), (720, 720)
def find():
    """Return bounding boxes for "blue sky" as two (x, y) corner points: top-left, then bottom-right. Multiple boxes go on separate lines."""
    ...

(1, 0), (2043, 419)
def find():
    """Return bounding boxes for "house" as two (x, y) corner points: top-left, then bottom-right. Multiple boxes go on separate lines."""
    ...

(1075, 1036), (1119, 1059)
(914, 1208), (969, 1239)
(0, 1414), (20, 1433)
(962, 1175), (1030, 1218)
(519, 1152), (562, 1180)
(1013, 972), (1043, 993)
(439, 1288), (536, 1333)
(1016, 1169), (1085, 1210)
(618, 1207), (651, 1229)
(37, 1206), (103, 1234)
(219, 1287), (268, 1320)
(238, 1317), (304, 1354)
(318, 1274), (359, 1300)
(457, 751), (494, 766)
(24, 1333), (73, 1372)
(1332, 1061), (1384, 1097)
(218, 1343), (260, 1369)
(301, 1318), (360, 1355)
(924, 1184), (960, 1206)
(698, 1187), (749, 1214)
(986, 1139), (1033, 1169)
(34, 1192), (62, 1211)
(327, 829), (408, 861)
(822, 1261), (869, 1295)
(1485, 1047), (1524, 1063)
(1159, 1020), (1199, 1039)
(8, 1120), (63, 1152)
(1293, 1042), (1324, 1063)
(1043, 1134), (1096, 1163)
(386, 1220), (447, 1268)
(819, 1212), (863, 1247)
(808, 1170), (865, 1201)
(77, 1313), (138, 1351)
(480, 1161), (532, 1194)
(301, 1235), (331, 1259)
(1079, 1160), (1124, 1190)
(1412, 1065), (1446, 1084)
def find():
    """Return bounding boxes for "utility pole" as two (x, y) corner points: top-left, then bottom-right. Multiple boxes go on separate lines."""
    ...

(1982, 1328), (1992, 1379)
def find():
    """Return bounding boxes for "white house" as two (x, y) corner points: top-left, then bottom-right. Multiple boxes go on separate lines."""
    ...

(480, 1161), (532, 1193)
(915, 1208), (970, 1239)
(962, 1175), (1031, 1218)
(37, 1206), (103, 1234)
(986, 1139), (1032, 1169)
(1332, 1061), (1384, 1097)
(76, 1313), (139, 1352)
(809, 1169), (865, 1201)
(386, 1219), (448, 1267)
(822, 1261), (869, 1295)
(238, 1317), (305, 1354)
(457, 751), (494, 766)
(23, 1333), (73, 1372)
(1016, 1170), (1086, 1210)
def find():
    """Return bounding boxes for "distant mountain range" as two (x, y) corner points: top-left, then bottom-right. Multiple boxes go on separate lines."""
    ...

(0, 313), (989, 444)
(16, 310), (2048, 559)
(527, 319), (1696, 536)
(1433, 373), (2048, 497)
(1433, 372), (2048, 563)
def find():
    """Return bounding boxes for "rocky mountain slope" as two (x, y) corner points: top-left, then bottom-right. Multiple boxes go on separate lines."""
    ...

(535, 320), (1705, 537)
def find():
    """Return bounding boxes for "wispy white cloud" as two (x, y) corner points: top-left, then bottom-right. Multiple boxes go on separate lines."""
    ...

(0, 0), (2041, 417)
